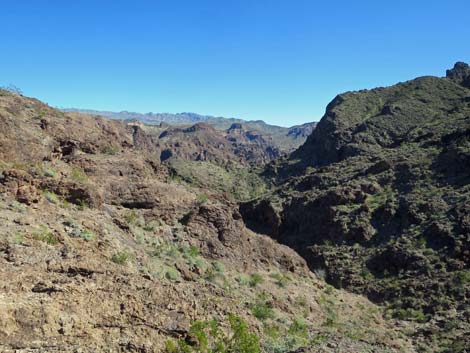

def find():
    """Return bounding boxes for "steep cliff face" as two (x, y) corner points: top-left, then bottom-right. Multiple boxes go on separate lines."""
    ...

(241, 63), (470, 352)
(0, 89), (412, 352)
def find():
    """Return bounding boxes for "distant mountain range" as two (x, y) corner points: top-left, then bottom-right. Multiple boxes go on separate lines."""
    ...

(62, 108), (317, 152)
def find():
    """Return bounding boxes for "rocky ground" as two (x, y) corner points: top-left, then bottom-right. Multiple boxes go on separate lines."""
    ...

(0, 89), (414, 352)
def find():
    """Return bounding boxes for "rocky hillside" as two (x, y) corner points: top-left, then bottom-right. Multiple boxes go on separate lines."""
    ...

(240, 62), (470, 352)
(64, 108), (317, 153)
(0, 89), (413, 352)
(145, 121), (281, 166)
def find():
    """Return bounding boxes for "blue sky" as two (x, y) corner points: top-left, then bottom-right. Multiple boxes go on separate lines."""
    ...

(1, 0), (469, 126)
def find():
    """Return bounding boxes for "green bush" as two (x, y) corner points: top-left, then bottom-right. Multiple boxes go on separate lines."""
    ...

(79, 229), (95, 241)
(32, 226), (58, 245)
(13, 233), (25, 245)
(318, 295), (338, 328)
(112, 251), (130, 265)
(196, 194), (209, 205)
(143, 220), (159, 232)
(180, 244), (200, 259)
(270, 272), (291, 288)
(249, 273), (264, 287)
(165, 314), (260, 353)
(394, 308), (428, 322)
(251, 294), (275, 321)
(165, 267), (180, 281)
(43, 168), (56, 177)
(102, 145), (119, 155)
(44, 191), (60, 204)
(288, 317), (308, 338)
(76, 199), (89, 210)
(70, 167), (88, 183)
(123, 210), (138, 224)
(212, 261), (225, 273)
(263, 318), (310, 353)
(9, 201), (27, 213)
(236, 273), (250, 286)
(454, 270), (470, 286)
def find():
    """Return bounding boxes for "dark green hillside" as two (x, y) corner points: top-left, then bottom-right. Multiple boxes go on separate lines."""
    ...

(241, 62), (470, 352)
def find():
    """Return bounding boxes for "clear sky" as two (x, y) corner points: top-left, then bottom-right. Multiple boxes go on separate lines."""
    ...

(1, 0), (469, 126)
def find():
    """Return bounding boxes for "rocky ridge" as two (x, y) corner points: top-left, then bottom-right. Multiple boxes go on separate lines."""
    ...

(240, 63), (470, 352)
(63, 108), (317, 153)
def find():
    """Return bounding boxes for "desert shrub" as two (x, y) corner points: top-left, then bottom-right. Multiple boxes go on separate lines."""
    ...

(251, 294), (275, 321)
(63, 219), (95, 241)
(196, 193), (209, 205)
(318, 295), (338, 328)
(112, 251), (130, 265)
(165, 314), (260, 353)
(212, 261), (225, 273)
(270, 272), (291, 288)
(294, 295), (307, 308)
(142, 220), (159, 232)
(249, 273), (264, 287)
(263, 318), (310, 353)
(288, 317), (308, 337)
(76, 199), (88, 210)
(454, 270), (470, 287)
(13, 233), (25, 245)
(1, 84), (22, 95)
(32, 226), (58, 245)
(193, 258), (207, 271)
(165, 267), (180, 281)
(313, 268), (326, 281)
(123, 209), (138, 224)
(44, 191), (60, 204)
(236, 273), (250, 286)
(180, 244), (200, 258)
(102, 146), (119, 155)
(394, 308), (428, 322)
(9, 200), (27, 213)
(35, 109), (47, 119)
(43, 168), (56, 178)
(70, 167), (88, 183)
(78, 229), (95, 241)
(204, 267), (217, 283)
(166, 244), (180, 259)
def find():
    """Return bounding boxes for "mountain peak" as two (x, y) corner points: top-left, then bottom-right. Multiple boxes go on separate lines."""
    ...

(446, 61), (470, 87)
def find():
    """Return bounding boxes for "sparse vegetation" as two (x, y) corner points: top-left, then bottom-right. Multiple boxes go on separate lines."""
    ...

(102, 146), (119, 155)
(165, 314), (260, 353)
(112, 251), (130, 265)
(31, 226), (58, 245)
(270, 272), (291, 288)
(43, 168), (56, 177)
(44, 190), (60, 204)
(70, 167), (88, 183)
(249, 273), (264, 287)
(251, 293), (275, 321)
(1, 84), (23, 95)
(165, 266), (180, 281)
(394, 308), (428, 323)
(196, 193), (209, 205)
